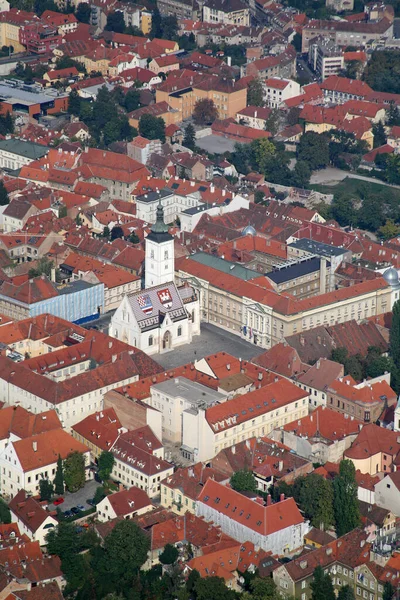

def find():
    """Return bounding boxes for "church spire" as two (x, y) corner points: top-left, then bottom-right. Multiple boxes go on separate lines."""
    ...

(146, 197), (173, 244)
(151, 198), (169, 235)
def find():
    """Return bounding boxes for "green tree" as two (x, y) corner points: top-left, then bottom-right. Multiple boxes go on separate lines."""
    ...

(129, 231), (140, 244)
(0, 180), (9, 206)
(68, 89), (81, 116)
(390, 299), (400, 368)
(195, 576), (237, 600)
(338, 585), (356, 600)
(105, 11), (125, 32)
(311, 566), (335, 600)
(63, 451), (85, 493)
(386, 104), (400, 127)
(247, 78), (264, 107)
(385, 153), (400, 184)
(193, 98), (219, 125)
(93, 485), (106, 505)
(124, 89), (141, 113)
(253, 137), (276, 173)
(297, 132), (330, 170)
(331, 195), (356, 227)
(97, 451), (115, 482)
(254, 189), (265, 204)
(139, 113), (166, 142)
(160, 15), (178, 40)
(292, 160), (311, 188)
(230, 469), (257, 493)
(333, 459), (361, 536)
(297, 474), (334, 529)
(383, 581), (395, 600)
(150, 7), (162, 38)
(99, 520), (150, 591)
(287, 106), (301, 126)
(341, 60), (363, 80)
(292, 32), (302, 52)
(54, 454), (64, 495)
(76, 2), (90, 22)
(0, 499), (11, 524)
(28, 256), (55, 279)
(39, 478), (54, 502)
(159, 543), (179, 565)
(183, 123), (196, 150)
(249, 577), (277, 600)
(378, 219), (400, 240)
(110, 225), (124, 241)
(264, 109), (280, 136)
(46, 521), (80, 560)
(102, 226), (111, 239)
(372, 121), (387, 148)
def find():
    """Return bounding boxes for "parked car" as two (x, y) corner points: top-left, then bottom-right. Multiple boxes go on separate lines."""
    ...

(63, 510), (73, 518)
(87, 498), (95, 506)
(76, 504), (85, 511)
(70, 507), (80, 515)
(53, 498), (64, 506)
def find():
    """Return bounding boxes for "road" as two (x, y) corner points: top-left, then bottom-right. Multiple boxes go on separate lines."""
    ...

(310, 167), (400, 189)
(82, 310), (115, 334)
(296, 56), (316, 85)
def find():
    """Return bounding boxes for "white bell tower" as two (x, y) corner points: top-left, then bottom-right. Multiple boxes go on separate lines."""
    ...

(145, 199), (174, 289)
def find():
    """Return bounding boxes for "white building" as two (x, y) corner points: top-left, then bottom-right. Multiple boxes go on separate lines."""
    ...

(127, 137), (162, 165)
(375, 472), (400, 516)
(0, 138), (49, 170)
(196, 479), (308, 556)
(0, 429), (90, 498)
(135, 188), (202, 224)
(264, 78), (301, 109)
(111, 201), (200, 354)
(148, 377), (225, 444)
(9, 490), (58, 546)
(111, 435), (173, 498)
(96, 486), (154, 522)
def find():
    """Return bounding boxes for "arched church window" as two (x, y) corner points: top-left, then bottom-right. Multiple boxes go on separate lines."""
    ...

(148, 335), (153, 346)
(177, 327), (182, 337)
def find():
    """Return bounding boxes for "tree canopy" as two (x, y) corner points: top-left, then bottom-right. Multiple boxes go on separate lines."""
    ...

(97, 451), (115, 482)
(333, 459), (361, 537)
(63, 451), (86, 493)
(193, 98), (219, 125)
(139, 114), (166, 142)
(230, 469), (257, 493)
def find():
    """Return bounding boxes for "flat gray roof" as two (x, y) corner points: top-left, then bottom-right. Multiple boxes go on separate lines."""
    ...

(288, 238), (349, 258)
(151, 376), (224, 405)
(190, 252), (262, 281)
(0, 82), (68, 106)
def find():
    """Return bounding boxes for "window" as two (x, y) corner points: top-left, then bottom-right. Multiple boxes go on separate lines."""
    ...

(301, 581), (306, 589)
(148, 335), (153, 346)
(164, 250), (169, 260)
(177, 326), (182, 337)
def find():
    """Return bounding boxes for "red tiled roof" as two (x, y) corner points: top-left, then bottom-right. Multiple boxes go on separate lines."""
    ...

(329, 378), (396, 406)
(252, 342), (308, 377)
(72, 408), (121, 451)
(321, 75), (372, 98)
(344, 423), (400, 460)
(105, 487), (153, 516)
(198, 479), (304, 535)
(12, 429), (89, 472)
(283, 406), (362, 441)
(9, 490), (55, 533)
(265, 77), (290, 89)
(206, 378), (308, 432)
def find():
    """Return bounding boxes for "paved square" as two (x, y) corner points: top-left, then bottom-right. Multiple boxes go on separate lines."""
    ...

(154, 323), (265, 370)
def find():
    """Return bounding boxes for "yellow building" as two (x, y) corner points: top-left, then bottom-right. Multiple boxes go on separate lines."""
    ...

(156, 76), (247, 122)
(160, 463), (227, 515)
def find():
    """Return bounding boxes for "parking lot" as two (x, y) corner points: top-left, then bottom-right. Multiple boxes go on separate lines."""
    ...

(49, 479), (102, 514)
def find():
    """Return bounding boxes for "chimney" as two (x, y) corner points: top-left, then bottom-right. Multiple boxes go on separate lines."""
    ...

(278, 460), (283, 471)
(267, 494), (272, 506)
(50, 268), (56, 283)
(316, 360), (320, 369)
(232, 445), (236, 454)
(32, 441), (37, 452)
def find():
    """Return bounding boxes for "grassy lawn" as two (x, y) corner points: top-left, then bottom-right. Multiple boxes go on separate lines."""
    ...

(310, 177), (400, 201)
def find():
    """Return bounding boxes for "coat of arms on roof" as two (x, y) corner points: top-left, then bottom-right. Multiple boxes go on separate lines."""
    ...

(157, 288), (173, 309)
(137, 294), (153, 315)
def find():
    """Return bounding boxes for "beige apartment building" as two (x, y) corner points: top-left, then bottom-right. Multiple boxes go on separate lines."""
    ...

(175, 255), (394, 350)
(181, 378), (309, 461)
